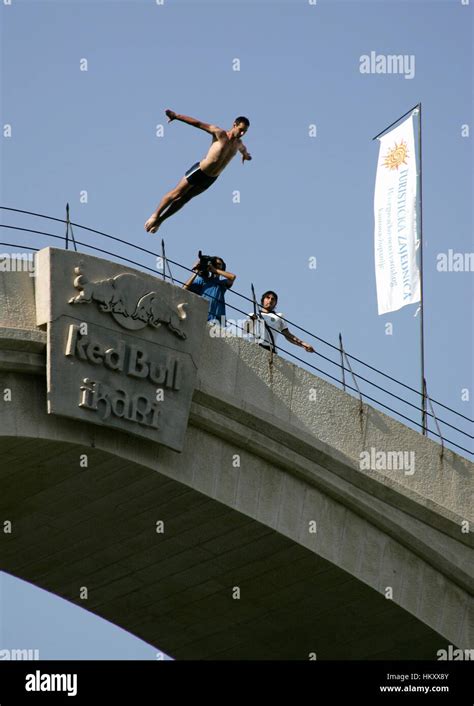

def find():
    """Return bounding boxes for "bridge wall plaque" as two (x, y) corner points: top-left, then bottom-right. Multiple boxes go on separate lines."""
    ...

(35, 247), (208, 451)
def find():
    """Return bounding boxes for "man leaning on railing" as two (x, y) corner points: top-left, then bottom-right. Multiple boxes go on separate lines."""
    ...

(244, 290), (315, 355)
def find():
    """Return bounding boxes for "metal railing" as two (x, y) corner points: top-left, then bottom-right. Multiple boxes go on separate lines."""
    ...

(1, 205), (472, 458)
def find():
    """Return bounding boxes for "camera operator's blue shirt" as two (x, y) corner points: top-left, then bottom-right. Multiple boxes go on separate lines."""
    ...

(189, 275), (229, 322)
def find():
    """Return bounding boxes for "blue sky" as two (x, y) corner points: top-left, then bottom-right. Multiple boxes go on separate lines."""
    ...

(1, 0), (472, 659)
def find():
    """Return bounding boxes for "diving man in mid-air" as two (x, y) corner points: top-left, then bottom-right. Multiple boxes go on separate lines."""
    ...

(144, 110), (251, 234)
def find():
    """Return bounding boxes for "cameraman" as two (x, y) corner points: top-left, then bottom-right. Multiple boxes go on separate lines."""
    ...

(245, 290), (315, 354)
(183, 254), (236, 324)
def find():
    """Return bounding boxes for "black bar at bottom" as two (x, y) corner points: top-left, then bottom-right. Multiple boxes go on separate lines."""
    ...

(0, 659), (472, 704)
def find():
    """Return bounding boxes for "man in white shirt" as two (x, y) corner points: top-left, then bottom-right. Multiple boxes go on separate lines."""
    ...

(245, 290), (315, 354)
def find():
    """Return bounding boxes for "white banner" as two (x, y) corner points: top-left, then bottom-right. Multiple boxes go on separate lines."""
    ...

(374, 113), (420, 315)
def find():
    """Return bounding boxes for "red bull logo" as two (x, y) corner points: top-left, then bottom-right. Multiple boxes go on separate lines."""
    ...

(68, 266), (187, 338)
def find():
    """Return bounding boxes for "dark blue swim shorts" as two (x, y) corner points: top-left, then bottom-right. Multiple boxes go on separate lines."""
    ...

(185, 162), (218, 191)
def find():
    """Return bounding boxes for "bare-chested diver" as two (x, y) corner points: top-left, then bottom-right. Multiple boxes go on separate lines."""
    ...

(144, 110), (251, 233)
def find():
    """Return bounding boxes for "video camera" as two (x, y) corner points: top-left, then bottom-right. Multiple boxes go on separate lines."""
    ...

(196, 251), (215, 276)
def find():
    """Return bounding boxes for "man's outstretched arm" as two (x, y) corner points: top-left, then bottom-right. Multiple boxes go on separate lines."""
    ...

(165, 109), (225, 138)
(281, 328), (314, 353)
(238, 142), (252, 163)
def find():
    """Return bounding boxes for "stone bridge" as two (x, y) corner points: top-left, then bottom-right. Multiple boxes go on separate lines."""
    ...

(0, 256), (472, 659)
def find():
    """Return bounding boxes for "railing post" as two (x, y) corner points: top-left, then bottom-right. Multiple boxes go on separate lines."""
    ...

(65, 203), (69, 250)
(339, 333), (346, 391)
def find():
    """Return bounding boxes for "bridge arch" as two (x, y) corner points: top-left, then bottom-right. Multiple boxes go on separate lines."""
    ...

(0, 265), (472, 659)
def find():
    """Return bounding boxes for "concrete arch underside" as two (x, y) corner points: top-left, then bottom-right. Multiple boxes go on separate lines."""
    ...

(0, 424), (466, 661)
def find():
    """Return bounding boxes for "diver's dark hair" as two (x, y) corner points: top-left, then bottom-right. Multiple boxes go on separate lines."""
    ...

(234, 116), (250, 127)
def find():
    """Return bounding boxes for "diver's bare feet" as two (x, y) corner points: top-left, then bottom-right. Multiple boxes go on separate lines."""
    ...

(144, 213), (161, 234)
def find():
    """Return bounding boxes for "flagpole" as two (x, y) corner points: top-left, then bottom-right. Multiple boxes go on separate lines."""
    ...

(372, 103), (427, 435)
(417, 102), (427, 435)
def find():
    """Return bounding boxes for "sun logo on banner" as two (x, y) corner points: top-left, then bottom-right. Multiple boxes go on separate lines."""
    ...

(383, 140), (409, 170)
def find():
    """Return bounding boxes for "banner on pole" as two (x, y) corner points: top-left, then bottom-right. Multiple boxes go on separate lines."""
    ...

(374, 113), (420, 315)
